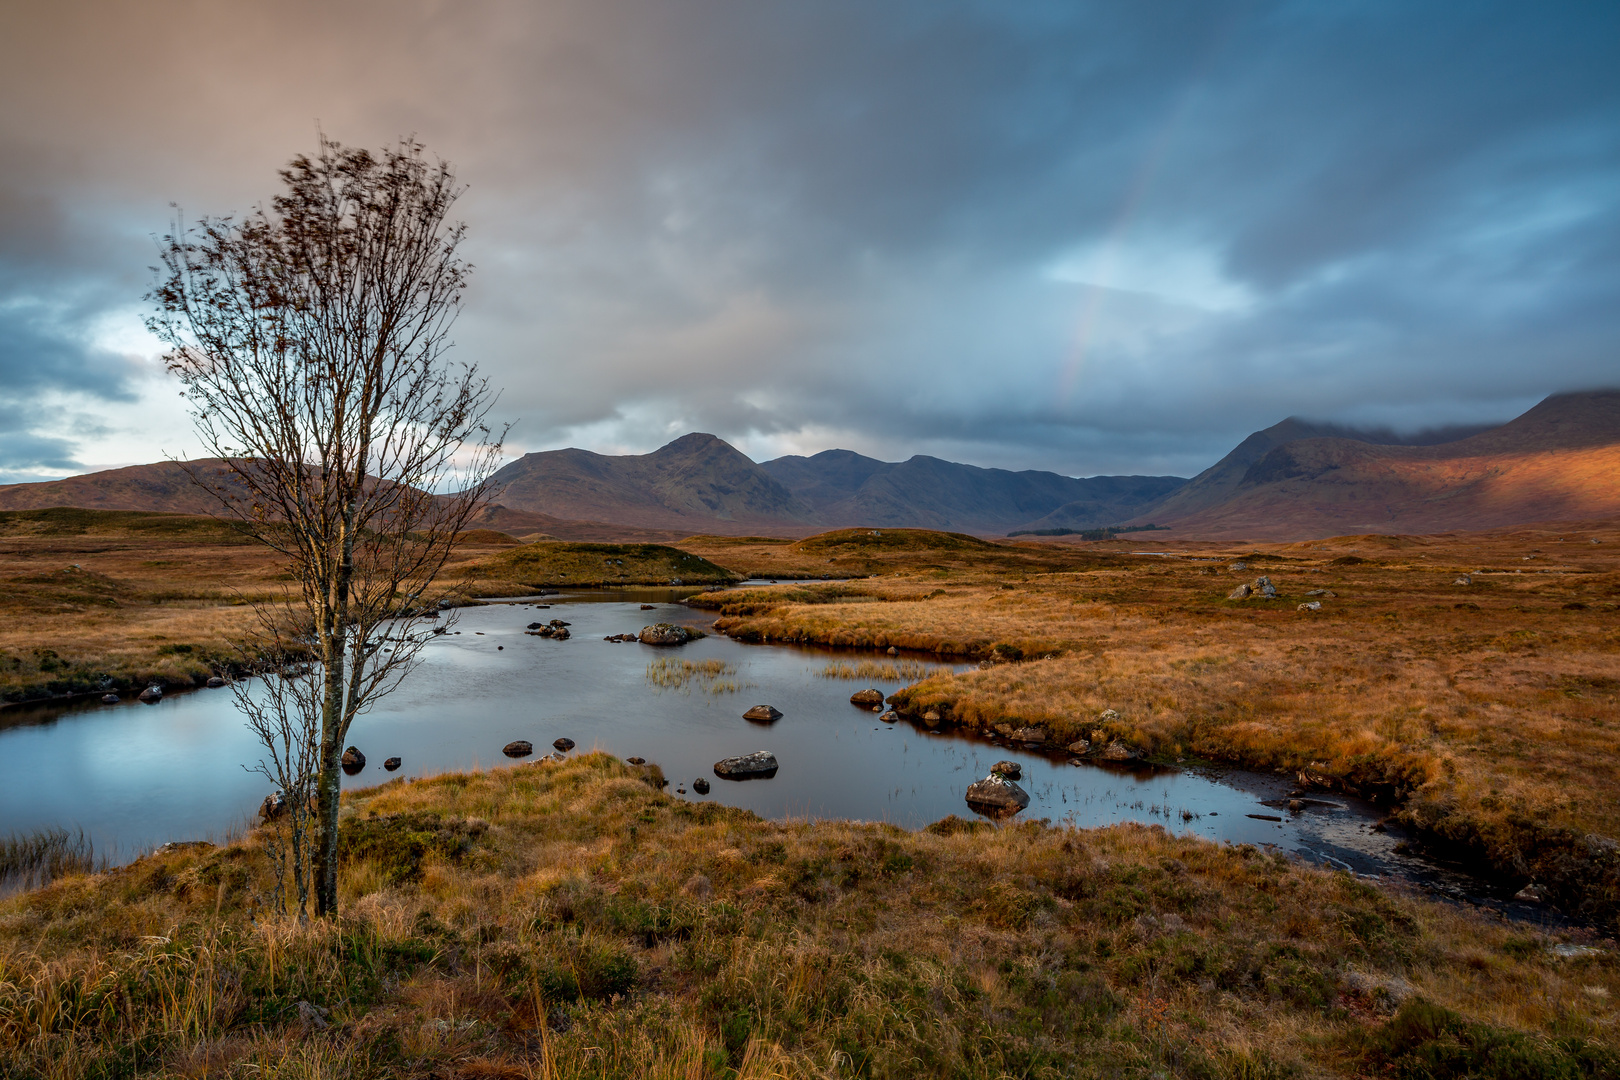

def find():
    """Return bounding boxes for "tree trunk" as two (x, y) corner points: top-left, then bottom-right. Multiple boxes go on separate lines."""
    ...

(312, 623), (347, 916)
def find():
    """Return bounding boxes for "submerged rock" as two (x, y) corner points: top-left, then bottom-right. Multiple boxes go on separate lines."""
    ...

(850, 688), (884, 706)
(641, 604), (656, 610)
(714, 750), (779, 778)
(743, 704), (783, 722)
(503, 740), (533, 758)
(965, 773), (1030, 813)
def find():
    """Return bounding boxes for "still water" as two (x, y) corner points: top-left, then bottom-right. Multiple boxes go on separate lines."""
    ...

(0, 590), (1498, 901)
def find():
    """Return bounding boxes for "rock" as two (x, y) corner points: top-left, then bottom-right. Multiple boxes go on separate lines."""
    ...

(713, 750), (779, 778)
(295, 1000), (330, 1032)
(990, 760), (1021, 779)
(1341, 972), (1415, 1013)
(1288, 799), (1303, 812)
(1228, 561), (1249, 571)
(503, 740), (533, 758)
(1095, 740), (1140, 762)
(384, 757), (402, 771)
(341, 746), (366, 772)
(743, 705), (783, 722)
(626, 756), (645, 765)
(101, 693), (119, 704)
(1296, 764), (1333, 789)
(964, 773), (1030, 813)
(850, 688), (884, 706)
(1254, 576), (1278, 599)
(676, 787), (685, 794)
(432, 626), (447, 634)
(138, 685), (163, 703)
(527, 622), (544, 630)
(1228, 583), (1252, 599)
(1297, 601), (1322, 611)
(681, 873), (713, 899)
(639, 623), (698, 646)
(879, 710), (899, 723)
(553, 737), (576, 752)
(1008, 726), (1048, 743)
(1454, 575), (1472, 585)
(206, 676), (226, 688)
(922, 710), (941, 727)
(1066, 739), (1090, 754)
(259, 791), (287, 821)
(641, 603), (656, 610)
(693, 778), (710, 794)
(887, 646), (898, 656)
(1098, 709), (1121, 722)
(1514, 883), (1549, 903)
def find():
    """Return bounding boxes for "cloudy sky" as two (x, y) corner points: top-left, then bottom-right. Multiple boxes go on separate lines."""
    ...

(1, 1), (1616, 484)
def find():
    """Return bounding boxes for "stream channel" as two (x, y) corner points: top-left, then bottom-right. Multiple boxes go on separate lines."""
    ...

(0, 587), (1541, 918)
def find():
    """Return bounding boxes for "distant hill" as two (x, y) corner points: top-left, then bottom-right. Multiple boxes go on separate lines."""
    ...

(486, 433), (817, 533)
(759, 450), (1183, 533)
(1131, 390), (1620, 539)
(8, 391), (1612, 543)
(0, 460), (233, 514)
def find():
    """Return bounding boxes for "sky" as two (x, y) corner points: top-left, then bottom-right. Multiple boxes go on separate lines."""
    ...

(1, 1), (1617, 484)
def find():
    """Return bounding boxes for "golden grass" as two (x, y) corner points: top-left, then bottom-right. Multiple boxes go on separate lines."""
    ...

(0, 509), (522, 702)
(817, 659), (956, 682)
(2, 754), (1614, 1077)
(646, 658), (741, 695)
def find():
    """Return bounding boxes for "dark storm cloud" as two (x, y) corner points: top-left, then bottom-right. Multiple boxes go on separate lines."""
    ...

(0, 1), (1615, 478)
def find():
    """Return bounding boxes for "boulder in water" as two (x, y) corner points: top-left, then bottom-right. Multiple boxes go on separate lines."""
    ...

(990, 760), (1021, 779)
(383, 757), (402, 771)
(965, 773), (1029, 814)
(849, 688), (884, 706)
(341, 746), (366, 773)
(693, 778), (710, 794)
(640, 623), (699, 646)
(138, 685), (163, 703)
(553, 737), (575, 752)
(714, 750), (779, 779)
(206, 676), (226, 688)
(743, 704), (783, 722)
(502, 740), (533, 758)
(101, 693), (120, 704)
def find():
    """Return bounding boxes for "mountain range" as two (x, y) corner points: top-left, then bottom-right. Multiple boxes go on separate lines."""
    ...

(0, 390), (1614, 541)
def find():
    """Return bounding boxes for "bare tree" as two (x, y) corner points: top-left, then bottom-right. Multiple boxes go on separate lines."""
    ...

(148, 137), (504, 916)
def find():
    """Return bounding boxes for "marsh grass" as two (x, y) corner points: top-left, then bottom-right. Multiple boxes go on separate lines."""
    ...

(646, 658), (741, 695)
(818, 659), (955, 682)
(0, 829), (99, 894)
(1, 755), (1615, 1078)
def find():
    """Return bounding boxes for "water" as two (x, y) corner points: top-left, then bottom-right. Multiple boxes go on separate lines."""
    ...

(0, 590), (1533, 912)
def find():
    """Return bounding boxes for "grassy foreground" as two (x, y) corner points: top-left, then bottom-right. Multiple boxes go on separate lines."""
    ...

(3, 753), (1616, 1079)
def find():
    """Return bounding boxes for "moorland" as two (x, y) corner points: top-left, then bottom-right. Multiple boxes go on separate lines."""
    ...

(1, 508), (1618, 1077)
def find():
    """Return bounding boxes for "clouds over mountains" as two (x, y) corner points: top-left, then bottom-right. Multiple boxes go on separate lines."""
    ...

(1, 1), (1617, 481)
